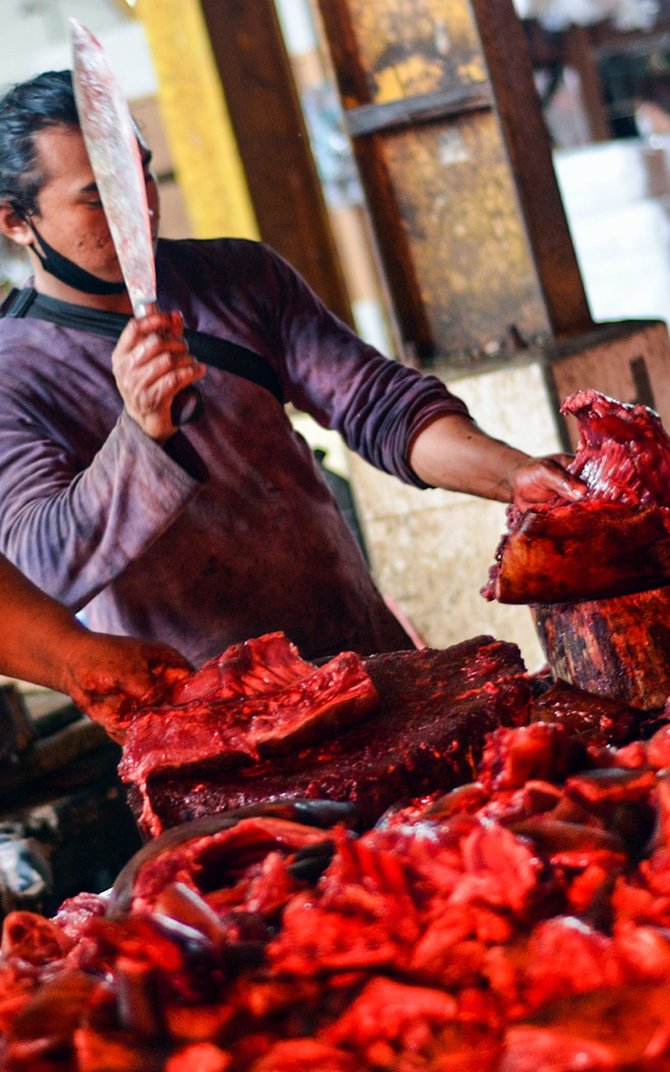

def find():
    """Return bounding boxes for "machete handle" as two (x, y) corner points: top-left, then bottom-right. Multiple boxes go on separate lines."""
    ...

(136, 300), (204, 427)
(171, 386), (204, 426)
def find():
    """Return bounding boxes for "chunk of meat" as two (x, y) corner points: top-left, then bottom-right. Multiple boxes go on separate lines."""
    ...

(524, 916), (624, 1008)
(502, 983), (670, 1070)
(247, 1039), (355, 1071)
(128, 637), (531, 834)
(119, 635), (379, 837)
(499, 1024), (618, 1071)
(1, 912), (73, 964)
(323, 976), (457, 1048)
(483, 390), (670, 604)
(563, 389), (670, 507)
(528, 682), (635, 746)
(110, 815), (334, 917)
(478, 723), (589, 793)
(168, 633), (316, 707)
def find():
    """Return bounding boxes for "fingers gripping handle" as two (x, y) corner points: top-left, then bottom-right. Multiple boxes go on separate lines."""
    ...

(137, 300), (204, 427)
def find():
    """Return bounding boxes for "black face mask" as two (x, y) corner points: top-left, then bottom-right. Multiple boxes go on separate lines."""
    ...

(27, 220), (126, 296)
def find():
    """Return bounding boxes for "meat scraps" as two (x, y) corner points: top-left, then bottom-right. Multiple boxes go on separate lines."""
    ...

(483, 389), (670, 604)
(118, 633), (380, 838)
(564, 388), (670, 506)
(122, 634), (532, 836)
(5, 718), (670, 1069)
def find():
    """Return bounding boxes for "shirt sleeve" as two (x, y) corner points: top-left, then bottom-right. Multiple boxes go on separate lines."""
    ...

(0, 397), (202, 611)
(256, 244), (472, 487)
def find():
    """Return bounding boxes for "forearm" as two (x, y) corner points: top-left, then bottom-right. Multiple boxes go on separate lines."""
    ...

(408, 413), (585, 507)
(0, 556), (192, 737)
(408, 414), (528, 502)
(0, 557), (89, 693)
(0, 412), (201, 609)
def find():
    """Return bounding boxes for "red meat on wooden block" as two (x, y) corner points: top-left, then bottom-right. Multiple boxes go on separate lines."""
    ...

(119, 633), (380, 837)
(483, 390), (670, 605)
(121, 634), (531, 836)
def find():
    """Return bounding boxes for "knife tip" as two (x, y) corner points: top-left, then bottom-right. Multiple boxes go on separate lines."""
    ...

(69, 18), (99, 48)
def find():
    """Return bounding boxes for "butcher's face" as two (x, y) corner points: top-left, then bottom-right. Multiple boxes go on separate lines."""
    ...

(28, 123), (159, 284)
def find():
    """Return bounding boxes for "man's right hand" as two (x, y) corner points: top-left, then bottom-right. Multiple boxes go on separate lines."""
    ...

(62, 630), (193, 743)
(112, 309), (205, 441)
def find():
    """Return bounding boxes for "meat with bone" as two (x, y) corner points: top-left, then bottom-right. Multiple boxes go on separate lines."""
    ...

(118, 633), (379, 837)
(563, 389), (670, 506)
(122, 634), (532, 835)
(6, 719), (670, 1068)
(108, 799), (356, 918)
(483, 389), (670, 604)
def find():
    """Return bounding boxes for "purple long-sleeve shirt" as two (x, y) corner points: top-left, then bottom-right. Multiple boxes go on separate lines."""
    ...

(0, 238), (470, 665)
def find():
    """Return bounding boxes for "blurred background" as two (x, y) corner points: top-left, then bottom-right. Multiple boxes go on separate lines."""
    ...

(4, 0), (670, 327)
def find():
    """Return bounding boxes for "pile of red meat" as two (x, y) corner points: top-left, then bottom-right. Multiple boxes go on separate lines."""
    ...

(4, 715), (670, 1070)
(6, 387), (670, 1069)
(118, 631), (534, 837)
(482, 389), (670, 604)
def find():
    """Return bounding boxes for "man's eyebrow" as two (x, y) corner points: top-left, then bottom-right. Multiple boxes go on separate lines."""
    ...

(79, 149), (152, 193)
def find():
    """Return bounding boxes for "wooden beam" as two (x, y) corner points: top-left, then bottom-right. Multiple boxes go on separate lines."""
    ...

(343, 81), (493, 137)
(470, 0), (594, 337)
(565, 24), (611, 142)
(199, 0), (353, 326)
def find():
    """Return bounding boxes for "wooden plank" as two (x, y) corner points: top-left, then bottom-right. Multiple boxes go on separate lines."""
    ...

(0, 719), (112, 797)
(199, 0), (353, 326)
(470, 0), (594, 338)
(0, 684), (34, 759)
(344, 81), (493, 137)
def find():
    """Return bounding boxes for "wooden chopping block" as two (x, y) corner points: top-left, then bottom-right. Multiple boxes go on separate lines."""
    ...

(532, 585), (670, 710)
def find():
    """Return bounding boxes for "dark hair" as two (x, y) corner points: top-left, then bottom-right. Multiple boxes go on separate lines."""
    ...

(0, 70), (79, 217)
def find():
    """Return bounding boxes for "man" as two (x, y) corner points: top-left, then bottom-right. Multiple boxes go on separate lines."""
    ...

(0, 70), (584, 668)
(0, 553), (189, 739)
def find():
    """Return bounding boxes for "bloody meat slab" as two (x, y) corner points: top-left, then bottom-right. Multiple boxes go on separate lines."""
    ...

(119, 633), (533, 836)
(482, 389), (670, 605)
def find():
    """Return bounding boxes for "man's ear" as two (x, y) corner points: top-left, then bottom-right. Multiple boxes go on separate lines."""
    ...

(0, 202), (32, 247)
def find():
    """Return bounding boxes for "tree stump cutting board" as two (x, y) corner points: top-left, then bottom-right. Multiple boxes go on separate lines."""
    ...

(532, 585), (670, 710)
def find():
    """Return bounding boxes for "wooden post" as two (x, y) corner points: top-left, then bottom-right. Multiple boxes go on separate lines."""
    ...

(199, 0), (354, 326)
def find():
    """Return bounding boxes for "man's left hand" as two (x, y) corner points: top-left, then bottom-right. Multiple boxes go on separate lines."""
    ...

(507, 453), (586, 511)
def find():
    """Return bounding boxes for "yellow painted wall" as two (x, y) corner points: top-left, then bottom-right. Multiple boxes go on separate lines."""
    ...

(135, 0), (258, 240)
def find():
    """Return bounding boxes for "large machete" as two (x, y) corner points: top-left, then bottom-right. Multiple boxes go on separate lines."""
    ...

(70, 19), (202, 425)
